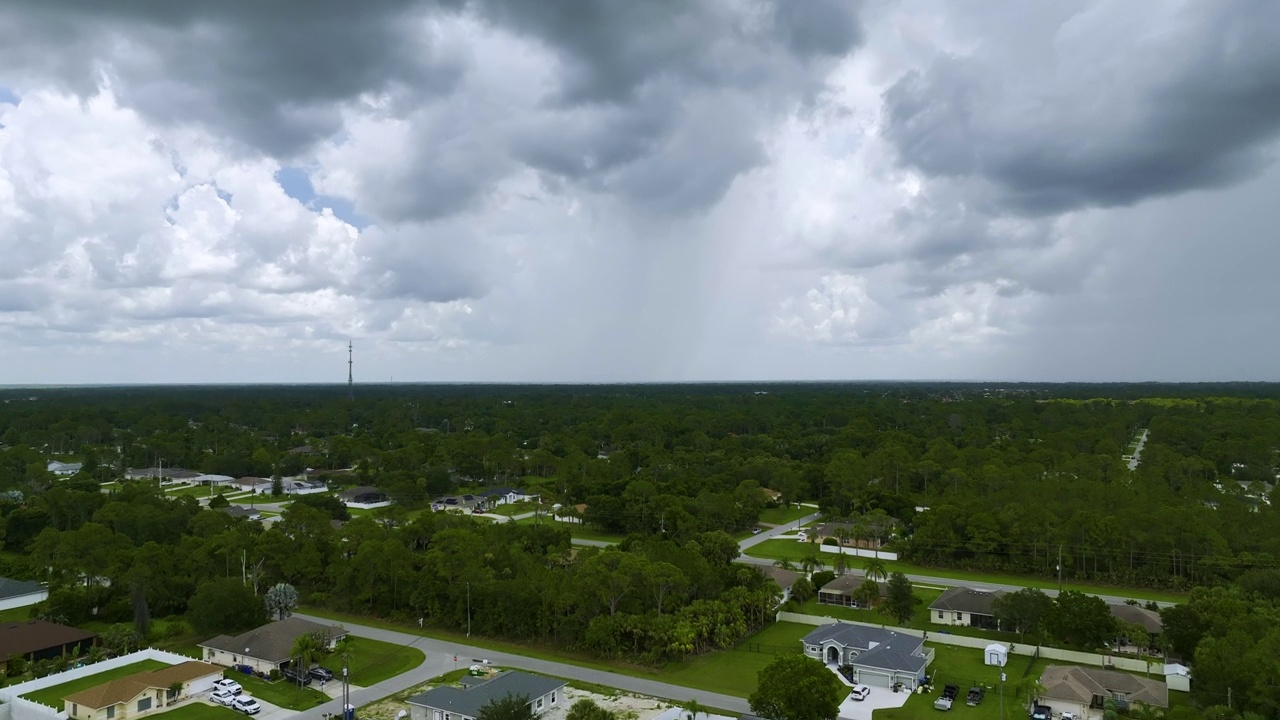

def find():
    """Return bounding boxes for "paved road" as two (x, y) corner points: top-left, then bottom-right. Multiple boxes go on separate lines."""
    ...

(1127, 429), (1149, 471)
(738, 508), (821, 552)
(294, 614), (750, 717)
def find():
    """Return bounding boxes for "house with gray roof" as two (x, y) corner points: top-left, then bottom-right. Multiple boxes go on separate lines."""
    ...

(928, 586), (1006, 630)
(801, 622), (933, 690)
(817, 573), (890, 608)
(47, 461), (83, 476)
(408, 672), (566, 720)
(199, 617), (346, 674)
(0, 577), (48, 611)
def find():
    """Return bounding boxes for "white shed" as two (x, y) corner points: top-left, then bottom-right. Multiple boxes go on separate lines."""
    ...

(984, 643), (1008, 667)
(1164, 663), (1191, 693)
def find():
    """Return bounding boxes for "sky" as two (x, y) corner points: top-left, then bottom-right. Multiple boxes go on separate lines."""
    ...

(2, 0), (1280, 384)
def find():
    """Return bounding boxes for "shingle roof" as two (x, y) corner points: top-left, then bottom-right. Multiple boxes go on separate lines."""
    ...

(1040, 666), (1168, 708)
(818, 573), (890, 597)
(801, 623), (928, 674)
(408, 672), (566, 719)
(758, 565), (801, 590)
(1109, 604), (1163, 634)
(63, 662), (221, 709)
(199, 617), (346, 664)
(928, 586), (1005, 616)
(0, 620), (96, 659)
(0, 577), (45, 601)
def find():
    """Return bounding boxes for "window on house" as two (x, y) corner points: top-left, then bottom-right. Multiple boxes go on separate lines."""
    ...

(138, 698), (152, 712)
(937, 611), (943, 619)
(72, 704), (78, 716)
(536, 698), (544, 710)
(106, 706), (115, 719)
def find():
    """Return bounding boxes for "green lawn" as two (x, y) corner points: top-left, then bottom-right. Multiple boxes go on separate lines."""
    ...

(657, 621), (812, 697)
(150, 703), (244, 720)
(229, 672), (329, 711)
(23, 660), (169, 708)
(746, 540), (1187, 604)
(343, 636), (426, 686)
(513, 517), (622, 544)
(165, 484), (235, 499)
(0, 604), (33, 622)
(758, 505), (813, 527)
(487, 501), (537, 517)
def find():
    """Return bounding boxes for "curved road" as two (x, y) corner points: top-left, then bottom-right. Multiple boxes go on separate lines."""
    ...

(294, 614), (749, 716)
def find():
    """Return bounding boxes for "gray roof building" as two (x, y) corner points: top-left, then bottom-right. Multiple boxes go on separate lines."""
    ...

(1109, 604), (1163, 634)
(802, 623), (930, 675)
(0, 577), (46, 602)
(200, 617), (346, 665)
(409, 672), (566, 720)
(928, 586), (1005, 616)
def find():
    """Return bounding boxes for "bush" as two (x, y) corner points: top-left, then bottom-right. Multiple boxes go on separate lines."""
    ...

(811, 570), (835, 590)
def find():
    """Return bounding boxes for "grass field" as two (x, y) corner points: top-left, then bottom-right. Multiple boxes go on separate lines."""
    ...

(345, 636), (427, 686)
(745, 540), (1187, 604)
(0, 604), (33, 622)
(757, 505), (813, 526)
(230, 672), (328, 711)
(513, 517), (622, 544)
(164, 484), (234, 499)
(148, 703), (244, 720)
(487, 501), (537, 517)
(22, 660), (169, 708)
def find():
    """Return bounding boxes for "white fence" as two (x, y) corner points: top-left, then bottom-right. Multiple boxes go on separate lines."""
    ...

(776, 613), (1155, 673)
(817, 545), (899, 561)
(1, 648), (200, 720)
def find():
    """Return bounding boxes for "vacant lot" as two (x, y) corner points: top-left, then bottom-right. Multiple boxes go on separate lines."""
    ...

(657, 621), (812, 697)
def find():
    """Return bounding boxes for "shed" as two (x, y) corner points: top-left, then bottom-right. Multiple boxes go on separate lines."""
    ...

(1163, 663), (1191, 693)
(984, 643), (1008, 667)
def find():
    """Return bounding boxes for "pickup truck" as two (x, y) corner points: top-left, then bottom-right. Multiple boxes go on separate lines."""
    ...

(934, 685), (959, 711)
(1030, 704), (1052, 720)
(966, 686), (985, 706)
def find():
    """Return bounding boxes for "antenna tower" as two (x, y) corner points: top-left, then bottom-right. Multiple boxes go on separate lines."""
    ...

(347, 341), (353, 401)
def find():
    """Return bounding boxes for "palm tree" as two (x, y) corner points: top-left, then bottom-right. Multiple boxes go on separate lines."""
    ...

(833, 550), (849, 577)
(801, 552), (825, 576)
(773, 558), (797, 571)
(291, 632), (325, 687)
(863, 558), (888, 583)
(682, 699), (705, 720)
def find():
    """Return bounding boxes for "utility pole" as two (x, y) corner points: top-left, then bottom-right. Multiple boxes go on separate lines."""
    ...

(466, 582), (472, 637)
(347, 341), (354, 402)
(342, 654), (352, 720)
(1057, 545), (1064, 593)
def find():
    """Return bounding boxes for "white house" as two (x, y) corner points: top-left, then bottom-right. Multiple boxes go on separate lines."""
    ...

(199, 617), (347, 674)
(757, 565), (801, 606)
(1163, 663), (1191, 693)
(47, 461), (83, 476)
(408, 672), (565, 720)
(0, 577), (48, 611)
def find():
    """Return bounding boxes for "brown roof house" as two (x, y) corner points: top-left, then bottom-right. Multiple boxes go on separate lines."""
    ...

(199, 616), (347, 674)
(1037, 665), (1168, 719)
(64, 661), (223, 720)
(757, 565), (802, 605)
(1109, 604), (1163, 635)
(0, 620), (96, 672)
(929, 586), (1006, 630)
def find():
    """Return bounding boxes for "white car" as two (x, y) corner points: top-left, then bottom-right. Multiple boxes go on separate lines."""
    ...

(210, 690), (236, 707)
(850, 685), (871, 701)
(233, 697), (261, 715)
(214, 679), (243, 696)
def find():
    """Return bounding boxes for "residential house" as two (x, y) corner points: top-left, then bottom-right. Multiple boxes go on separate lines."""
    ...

(1109, 603), (1163, 650)
(408, 671), (566, 720)
(236, 477), (272, 494)
(477, 488), (539, 509)
(199, 617), (347, 674)
(280, 478), (329, 495)
(63, 661), (222, 720)
(760, 488), (783, 505)
(928, 586), (1006, 630)
(288, 445), (319, 456)
(219, 506), (262, 521)
(433, 495), (482, 513)
(0, 620), (97, 672)
(124, 468), (200, 482)
(340, 486), (390, 508)
(757, 565), (801, 605)
(817, 573), (890, 608)
(194, 474), (237, 488)
(801, 623), (933, 689)
(0, 577), (48, 611)
(1037, 666), (1168, 719)
(47, 461), (83, 476)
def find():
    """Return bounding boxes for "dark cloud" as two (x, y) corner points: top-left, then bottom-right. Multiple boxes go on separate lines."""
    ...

(0, 0), (467, 156)
(881, 1), (1280, 215)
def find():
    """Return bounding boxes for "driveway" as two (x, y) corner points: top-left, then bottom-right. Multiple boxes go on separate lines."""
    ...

(738, 508), (821, 552)
(293, 614), (751, 716)
(837, 688), (909, 720)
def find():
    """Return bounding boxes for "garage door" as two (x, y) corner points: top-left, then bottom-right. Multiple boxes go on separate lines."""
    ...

(855, 669), (893, 688)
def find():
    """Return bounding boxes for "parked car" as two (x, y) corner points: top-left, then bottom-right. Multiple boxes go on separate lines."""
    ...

(308, 666), (335, 682)
(233, 697), (261, 715)
(966, 686), (985, 706)
(472, 507), (485, 514)
(1061, 713), (1079, 720)
(751, 527), (761, 535)
(1030, 704), (1052, 720)
(213, 679), (243, 696)
(210, 690), (237, 707)
(934, 685), (958, 711)
(282, 667), (313, 685)
(849, 685), (871, 701)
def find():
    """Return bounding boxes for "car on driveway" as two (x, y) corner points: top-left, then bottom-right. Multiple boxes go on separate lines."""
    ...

(233, 697), (261, 715)
(282, 667), (313, 685)
(308, 666), (335, 682)
(849, 685), (871, 701)
(213, 679), (243, 696)
(210, 690), (236, 707)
